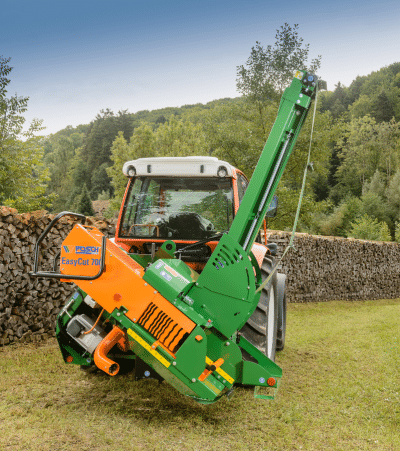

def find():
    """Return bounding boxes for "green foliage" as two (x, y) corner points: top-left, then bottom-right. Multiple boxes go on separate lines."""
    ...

(203, 98), (274, 176)
(348, 214), (391, 241)
(77, 183), (95, 216)
(0, 56), (53, 212)
(107, 117), (208, 212)
(107, 131), (133, 210)
(395, 222), (400, 243)
(332, 116), (400, 206)
(204, 96), (336, 231)
(236, 23), (321, 101)
(385, 170), (400, 226)
(97, 190), (110, 201)
(36, 33), (400, 241)
(317, 196), (363, 237)
(91, 163), (112, 200)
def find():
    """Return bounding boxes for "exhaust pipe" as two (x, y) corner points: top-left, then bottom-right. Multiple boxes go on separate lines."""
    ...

(94, 326), (125, 376)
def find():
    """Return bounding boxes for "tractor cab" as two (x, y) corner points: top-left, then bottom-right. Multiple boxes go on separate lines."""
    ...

(115, 157), (253, 268)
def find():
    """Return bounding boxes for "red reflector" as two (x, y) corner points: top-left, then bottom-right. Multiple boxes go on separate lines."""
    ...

(113, 293), (122, 302)
(267, 377), (276, 387)
(66, 356), (73, 363)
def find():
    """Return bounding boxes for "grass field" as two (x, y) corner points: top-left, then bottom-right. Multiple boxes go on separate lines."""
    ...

(1, 299), (399, 451)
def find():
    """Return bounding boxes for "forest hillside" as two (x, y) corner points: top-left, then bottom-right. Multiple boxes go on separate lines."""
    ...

(2, 25), (400, 242)
(38, 61), (400, 241)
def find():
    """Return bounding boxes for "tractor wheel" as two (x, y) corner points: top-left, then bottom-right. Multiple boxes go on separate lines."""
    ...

(276, 273), (287, 352)
(239, 255), (278, 362)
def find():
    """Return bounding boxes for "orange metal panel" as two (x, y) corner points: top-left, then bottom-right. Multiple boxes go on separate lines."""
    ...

(60, 224), (195, 341)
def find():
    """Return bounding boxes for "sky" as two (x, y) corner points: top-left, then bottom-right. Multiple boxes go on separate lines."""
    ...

(2, 0), (400, 136)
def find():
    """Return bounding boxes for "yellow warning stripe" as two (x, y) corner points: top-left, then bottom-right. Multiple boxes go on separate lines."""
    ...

(205, 356), (234, 384)
(203, 378), (221, 395)
(127, 328), (171, 368)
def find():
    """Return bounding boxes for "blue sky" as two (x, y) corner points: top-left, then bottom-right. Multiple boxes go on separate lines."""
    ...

(2, 0), (400, 135)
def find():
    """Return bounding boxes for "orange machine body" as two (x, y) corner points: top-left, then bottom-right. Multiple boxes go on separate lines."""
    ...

(60, 224), (195, 353)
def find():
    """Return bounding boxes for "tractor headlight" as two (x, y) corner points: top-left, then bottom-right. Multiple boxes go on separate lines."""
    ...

(127, 166), (136, 177)
(217, 166), (228, 177)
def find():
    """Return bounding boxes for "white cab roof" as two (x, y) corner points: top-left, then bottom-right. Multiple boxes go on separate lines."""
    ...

(122, 156), (235, 177)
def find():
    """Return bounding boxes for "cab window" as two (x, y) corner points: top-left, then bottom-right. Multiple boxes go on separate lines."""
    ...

(237, 173), (249, 204)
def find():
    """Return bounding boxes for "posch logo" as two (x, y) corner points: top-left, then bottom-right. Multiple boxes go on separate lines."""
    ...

(63, 245), (100, 255)
(63, 245), (76, 253)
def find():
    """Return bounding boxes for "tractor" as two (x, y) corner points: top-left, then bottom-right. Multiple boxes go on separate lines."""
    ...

(117, 155), (287, 364)
(31, 70), (321, 403)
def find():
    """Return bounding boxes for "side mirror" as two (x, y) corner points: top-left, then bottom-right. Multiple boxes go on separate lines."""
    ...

(266, 195), (278, 218)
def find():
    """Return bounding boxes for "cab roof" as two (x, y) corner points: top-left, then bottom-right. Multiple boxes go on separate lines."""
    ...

(122, 156), (236, 178)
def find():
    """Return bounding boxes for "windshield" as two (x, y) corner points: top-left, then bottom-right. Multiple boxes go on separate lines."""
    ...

(120, 177), (234, 240)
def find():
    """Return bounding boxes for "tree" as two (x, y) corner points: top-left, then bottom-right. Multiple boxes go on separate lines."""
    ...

(373, 90), (395, 123)
(385, 170), (400, 226)
(236, 23), (321, 102)
(77, 184), (94, 216)
(107, 118), (208, 212)
(0, 56), (52, 212)
(107, 131), (133, 210)
(335, 116), (379, 196)
(91, 163), (112, 199)
(348, 214), (391, 241)
(154, 115), (207, 157)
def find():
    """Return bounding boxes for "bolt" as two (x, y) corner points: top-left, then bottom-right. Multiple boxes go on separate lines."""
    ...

(297, 100), (300, 104)
(133, 318), (136, 322)
(144, 371), (150, 377)
(144, 283), (148, 286)
(225, 341), (230, 346)
(299, 93), (303, 97)
(154, 291), (157, 294)
(192, 378), (196, 383)
(259, 377), (266, 384)
(117, 312), (121, 316)
(172, 361), (177, 366)
(223, 380), (226, 384)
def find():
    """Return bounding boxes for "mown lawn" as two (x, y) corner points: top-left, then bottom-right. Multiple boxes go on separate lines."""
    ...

(0, 299), (399, 451)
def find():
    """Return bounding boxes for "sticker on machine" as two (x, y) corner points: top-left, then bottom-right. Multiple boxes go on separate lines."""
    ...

(63, 245), (100, 255)
(164, 264), (190, 284)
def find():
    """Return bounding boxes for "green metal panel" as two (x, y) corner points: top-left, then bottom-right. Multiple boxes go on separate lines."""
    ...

(174, 326), (207, 379)
(188, 234), (260, 338)
(143, 258), (194, 302)
(237, 335), (282, 381)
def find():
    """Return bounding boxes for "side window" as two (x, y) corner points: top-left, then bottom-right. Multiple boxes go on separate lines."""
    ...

(237, 174), (249, 204)
(120, 178), (143, 236)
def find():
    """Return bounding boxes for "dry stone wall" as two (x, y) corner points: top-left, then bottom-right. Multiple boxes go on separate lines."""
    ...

(1, 207), (400, 347)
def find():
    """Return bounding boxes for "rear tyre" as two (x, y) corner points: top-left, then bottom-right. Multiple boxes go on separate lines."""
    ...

(276, 273), (287, 352)
(239, 256), (278, 362)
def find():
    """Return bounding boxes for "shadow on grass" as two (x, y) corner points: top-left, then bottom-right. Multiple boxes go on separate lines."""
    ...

(38, 365), (251, 428)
